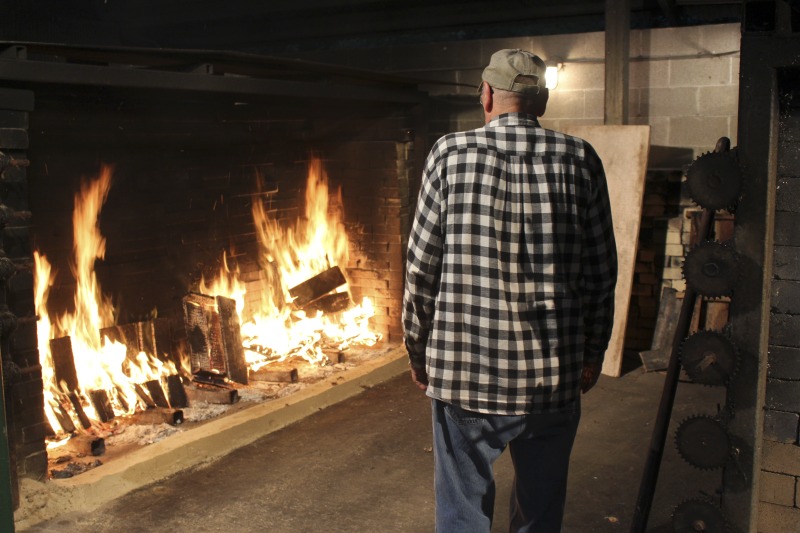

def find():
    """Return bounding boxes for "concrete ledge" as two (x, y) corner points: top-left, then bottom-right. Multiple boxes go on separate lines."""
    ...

(14, 344), (408, 529)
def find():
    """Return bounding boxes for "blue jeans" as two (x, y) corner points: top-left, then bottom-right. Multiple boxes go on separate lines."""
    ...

(431, 399), (581, 533)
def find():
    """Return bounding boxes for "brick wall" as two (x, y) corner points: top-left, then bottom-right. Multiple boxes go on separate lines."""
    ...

(0, 87), (45, 508)
(759, 75), (800, 529)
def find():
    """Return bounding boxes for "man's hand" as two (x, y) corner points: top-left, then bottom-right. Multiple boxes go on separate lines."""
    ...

(581, 360), (602, 394)
(410, 364), (429, 392)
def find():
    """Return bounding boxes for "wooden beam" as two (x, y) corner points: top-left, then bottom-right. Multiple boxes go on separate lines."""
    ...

(604, 0), (630, 125)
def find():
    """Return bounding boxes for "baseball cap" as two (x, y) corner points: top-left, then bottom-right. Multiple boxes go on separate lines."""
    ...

(481, 49), (547, 95)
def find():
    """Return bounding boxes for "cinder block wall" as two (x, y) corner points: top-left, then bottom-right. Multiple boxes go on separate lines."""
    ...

(290, 23), (741, 354)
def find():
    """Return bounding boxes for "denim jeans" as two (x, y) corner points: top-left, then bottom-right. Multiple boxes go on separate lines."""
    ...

(431, 398), (581, 533)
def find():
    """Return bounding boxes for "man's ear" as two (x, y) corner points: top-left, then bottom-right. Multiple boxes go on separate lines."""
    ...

(481, 83), (494, 114)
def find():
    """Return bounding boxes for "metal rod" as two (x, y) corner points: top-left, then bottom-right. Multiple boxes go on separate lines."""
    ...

(629, 208), (715, 532)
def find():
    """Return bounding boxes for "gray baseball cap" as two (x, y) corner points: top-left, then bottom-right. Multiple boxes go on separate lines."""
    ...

(481, 49), (547, 94)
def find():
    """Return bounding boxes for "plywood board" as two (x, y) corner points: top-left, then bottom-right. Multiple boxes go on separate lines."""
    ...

(561, 125), (650, 377)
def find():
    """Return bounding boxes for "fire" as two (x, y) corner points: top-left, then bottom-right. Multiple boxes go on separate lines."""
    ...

(205, 156), (380, 368)
(35, 166), (175, 437)
(36, 157), (379, 437)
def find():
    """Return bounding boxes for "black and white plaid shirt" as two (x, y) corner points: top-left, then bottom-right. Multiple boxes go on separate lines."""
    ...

(403, 113), (617, 415)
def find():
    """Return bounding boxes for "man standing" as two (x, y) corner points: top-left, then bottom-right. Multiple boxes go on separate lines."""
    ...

(403, 49), (618, 532)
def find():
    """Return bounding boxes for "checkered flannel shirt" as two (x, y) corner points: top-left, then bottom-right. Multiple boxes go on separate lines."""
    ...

(403, 113), (617, 415)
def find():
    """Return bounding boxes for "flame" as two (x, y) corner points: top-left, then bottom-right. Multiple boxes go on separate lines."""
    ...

(36, 166), (173, 437)
(35, 157), (380, 439)
(206, 156), (380, 368)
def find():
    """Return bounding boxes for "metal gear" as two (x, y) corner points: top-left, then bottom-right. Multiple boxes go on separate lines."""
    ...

(672, 498), (730, 533)
(685, 150), (742, 212)
(675, 415), (731, 470)
(683, 241), (739, 297)
(680, 330), (739, 386)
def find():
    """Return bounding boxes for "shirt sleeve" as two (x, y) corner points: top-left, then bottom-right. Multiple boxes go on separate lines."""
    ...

(581, 145), (618, 364)
(402, 147), (444, 369)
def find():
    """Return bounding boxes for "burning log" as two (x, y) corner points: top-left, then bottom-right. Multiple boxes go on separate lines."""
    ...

(182, 292), (248, 385)
(303, 292), (353, 315)
(166, 374), (188, 408)
(249, 364), (298, 383)
(145, 379), (170, 408)
(184, 385), (239, 405)
(192, 369), (229, 387)
(87, 389), (115, 423)
(134, 383), (156, 408)
(52, 395), (76, 434)
(68, 392), (92, 430)
(289, 266), (347, 308)
(129, 408), (184, 426)
(50, 336), (79, 392)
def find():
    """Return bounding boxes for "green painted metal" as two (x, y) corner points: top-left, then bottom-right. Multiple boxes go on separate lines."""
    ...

(0, 361), (15, 533)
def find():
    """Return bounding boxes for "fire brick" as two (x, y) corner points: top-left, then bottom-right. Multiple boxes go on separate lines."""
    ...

(764, 410), (800, 444)
(760, 471), (797, 507)
(762, 440), (800, 477)
(766, 379), (800, 413)
(769, 314), (800, 347)
(774, 246), (800, 281)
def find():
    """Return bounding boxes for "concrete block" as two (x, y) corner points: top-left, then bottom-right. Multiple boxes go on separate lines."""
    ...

(670, 56), (734, 87)
(775, 212), (800, 246)
(768, 345), (800, 380)
(630, 60), (670, 89)
(764, 409), (800, 444)
(776, 177), (800, 212)
(771, 280), (800, 314)
(557, 62), (604, 91)
(766, 379), (800, 412)
(641, 87), (699, 118)
(698, 85), (739, 117)
(698, 23), (742, 55)
(762, 440), (800, 477)
(583, 89), (604, 120)
(630, 115), (670, 147)
(545, 90), (586, 120)
(642, 25), (707, 57)
(770, 313), (800, 347)
(760, 470), (796, 507)
(668, 116), (730, 152)
(778, 142), (800, 177)
(758, 501), (800, 533)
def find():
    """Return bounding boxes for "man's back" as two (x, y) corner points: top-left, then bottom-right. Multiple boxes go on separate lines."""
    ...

(404, 112), (617, 415)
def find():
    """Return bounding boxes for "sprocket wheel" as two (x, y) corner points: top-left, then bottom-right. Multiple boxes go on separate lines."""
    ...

(672, 498), (730, 533)
(683, 241), (739, 297)
(680, 330), (739, 386)
(675, 415), (731, 470)
(685, 150), (742, 212)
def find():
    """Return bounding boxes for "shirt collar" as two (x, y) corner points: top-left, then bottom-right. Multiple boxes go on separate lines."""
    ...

(487, 113), (541, 129)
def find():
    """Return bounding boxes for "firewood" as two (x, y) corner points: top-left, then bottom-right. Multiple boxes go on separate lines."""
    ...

(144, 379), (170, 408)
(303, 292), (352, 314)
(50, 336), (79, 392)
(184, 385), (239, 405)
(134, 383), (156, 408)
(87, 389), (115, 422)
(52, 395), (76, 434)
(288, 266), (346, 307)
(166, 374), (188, 408)
(68, 392), (92, 429)
(216, 295), (248, 385)
(249, 364), (298, 383)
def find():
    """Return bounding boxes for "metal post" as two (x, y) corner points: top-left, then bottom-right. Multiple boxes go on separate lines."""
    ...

(0, 359), (15, 532)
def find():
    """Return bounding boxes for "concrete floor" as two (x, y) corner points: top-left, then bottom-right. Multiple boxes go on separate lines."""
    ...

(18, 356), (724, 532)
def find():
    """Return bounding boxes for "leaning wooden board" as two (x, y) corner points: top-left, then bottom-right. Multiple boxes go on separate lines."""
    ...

(561, 125), (651, 377)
